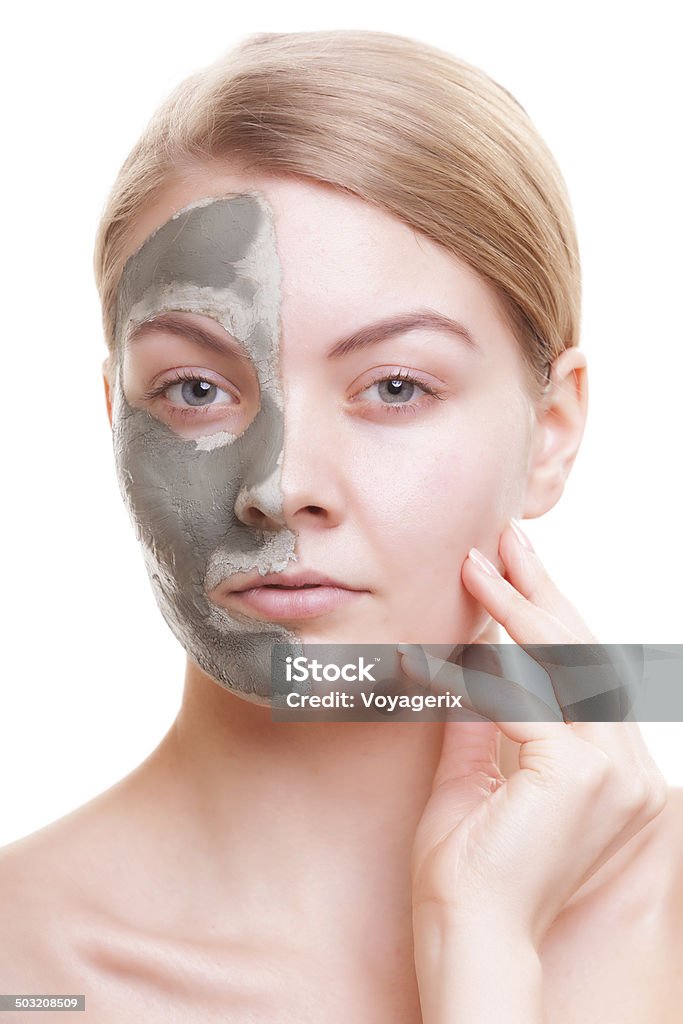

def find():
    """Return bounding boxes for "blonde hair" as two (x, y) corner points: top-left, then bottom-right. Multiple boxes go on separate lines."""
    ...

(94, 29), (581, 398)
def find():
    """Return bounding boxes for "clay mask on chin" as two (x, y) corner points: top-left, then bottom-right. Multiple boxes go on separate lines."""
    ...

(111, 194), (304, 704)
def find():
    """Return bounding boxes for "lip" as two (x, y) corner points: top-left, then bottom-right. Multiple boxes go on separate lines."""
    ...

(215, 568), (368, 621)
(222, 584), (365, 621)
(225, 569), (356, 592)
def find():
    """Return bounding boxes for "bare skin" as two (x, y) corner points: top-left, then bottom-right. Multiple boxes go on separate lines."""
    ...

(408, 529), (681, 1022)
(1, 617), (681, 1023)
(2, 168), (680, 1020)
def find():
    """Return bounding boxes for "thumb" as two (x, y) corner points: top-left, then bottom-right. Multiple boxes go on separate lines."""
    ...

(412, 718), (503, 890)
(431, 642), (506, 794)
(432, 719), (502, 794)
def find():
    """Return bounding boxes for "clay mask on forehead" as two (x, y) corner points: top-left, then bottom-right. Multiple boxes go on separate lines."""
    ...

(110, 193), (304, 704)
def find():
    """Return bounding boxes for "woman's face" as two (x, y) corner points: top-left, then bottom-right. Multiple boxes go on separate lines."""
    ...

(109, 164), (536, 702)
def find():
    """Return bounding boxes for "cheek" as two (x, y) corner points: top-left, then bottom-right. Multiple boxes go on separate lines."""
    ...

(368, 451), (512, 575)
(369, 405), (528, 550)
(435, 444), (524, 561)
(361, 398), (529, 636)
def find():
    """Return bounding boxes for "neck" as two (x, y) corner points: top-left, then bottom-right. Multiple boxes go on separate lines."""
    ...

(169, 624), (505, 878)
(132, 656), (446, 1015)
(139, 623), (511, 958)
(131, 622), (674, 981)
(169, 657), (444, 904)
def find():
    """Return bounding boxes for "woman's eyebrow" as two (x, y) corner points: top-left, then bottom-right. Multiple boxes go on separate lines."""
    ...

(126, 313), (251, 362)
(126, 309), (479, 361)
(327, 309), (480, 358)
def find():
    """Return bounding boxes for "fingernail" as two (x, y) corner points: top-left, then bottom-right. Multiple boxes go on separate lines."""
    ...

(399, 651), (431, 684)
(468, 547), (502, 578)
(400, 652), (429, 673)
(510, 518), (535, 552)
(397, 643), (422, 655)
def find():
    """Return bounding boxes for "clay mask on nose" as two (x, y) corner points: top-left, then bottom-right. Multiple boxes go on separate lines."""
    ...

(111, 193), (304, 704)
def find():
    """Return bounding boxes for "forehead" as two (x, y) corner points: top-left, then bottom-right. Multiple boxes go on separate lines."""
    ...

(115, 195), (266, 337)
(115, 166), (516, 359)
(120, 166), (479, 286)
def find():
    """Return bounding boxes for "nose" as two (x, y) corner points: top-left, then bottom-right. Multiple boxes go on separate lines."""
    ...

(232, 391), (284, 529)
(279, 388), (348, 530)
(233, 387), (346, 531)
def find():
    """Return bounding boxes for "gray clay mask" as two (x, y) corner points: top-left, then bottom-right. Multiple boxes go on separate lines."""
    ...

(111, 194), (304, 704)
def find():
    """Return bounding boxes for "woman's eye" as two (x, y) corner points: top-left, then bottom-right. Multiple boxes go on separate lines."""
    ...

(164, 377), (236, 408)
(367, 377), (423, 404)
(356, 371), (444, 413)
(142, 370), (239, 412)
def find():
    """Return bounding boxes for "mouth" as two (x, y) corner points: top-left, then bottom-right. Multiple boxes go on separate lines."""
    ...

(213, 574), (368, 621)
(251, 582), (323, 589)
(220, 584), (366, 621)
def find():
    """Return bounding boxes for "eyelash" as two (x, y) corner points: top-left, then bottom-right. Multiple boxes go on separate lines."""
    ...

(142, 367), (446, 419)
(143, 368), (236, 411)
(357, 368), (447, 417)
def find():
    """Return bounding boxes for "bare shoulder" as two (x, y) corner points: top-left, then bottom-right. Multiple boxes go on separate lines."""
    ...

(0, 812), (96, 987)
(0, 781), (140, 991)
(0, 797), (292, 1023)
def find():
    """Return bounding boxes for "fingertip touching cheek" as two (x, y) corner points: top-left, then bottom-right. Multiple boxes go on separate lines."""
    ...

(111, 193), (304, 703)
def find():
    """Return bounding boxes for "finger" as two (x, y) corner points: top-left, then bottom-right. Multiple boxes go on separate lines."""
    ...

(572, 719), (669, 817)
(400, 641), (643, 769)
(532, 720), (668, 895)
(431, 528), (661, 782)
(487, 527), (645, 724)
(411, 720), (506, 886)
(430, 719), (502, 792)
(462, 544), (578, 646)
(470, 616), (502, 645)
(620, 719), (670, 792)
(459, 641), (564, 723)
(530, 643), (642, 725)
(399, 645), (565, 723)
(493, 717), (665, 845)
(462, 543), (609, 723)
(500, 521), (596, 638)
(428, 648), (654, 782)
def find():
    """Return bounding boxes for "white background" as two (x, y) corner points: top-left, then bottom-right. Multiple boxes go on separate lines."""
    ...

(1, 0), (681, 846)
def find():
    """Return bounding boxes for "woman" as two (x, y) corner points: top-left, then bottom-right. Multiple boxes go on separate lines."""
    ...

(1, 29), (681, 1022)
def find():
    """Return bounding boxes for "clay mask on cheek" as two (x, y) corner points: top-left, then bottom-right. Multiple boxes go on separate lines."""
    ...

(110, 194), (304, 704)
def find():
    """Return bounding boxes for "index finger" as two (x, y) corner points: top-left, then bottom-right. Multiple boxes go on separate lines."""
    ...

(399, 643), (566, 723)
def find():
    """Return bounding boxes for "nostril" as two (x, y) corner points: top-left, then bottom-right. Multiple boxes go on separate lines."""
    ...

(240, 506), (276, 529)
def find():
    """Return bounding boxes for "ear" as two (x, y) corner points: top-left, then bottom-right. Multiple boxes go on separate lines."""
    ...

(102, 356), (113, 429)
(522, 347), (588, 519)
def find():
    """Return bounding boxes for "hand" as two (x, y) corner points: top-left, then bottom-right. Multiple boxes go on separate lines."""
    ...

(402, 520), (668, 948)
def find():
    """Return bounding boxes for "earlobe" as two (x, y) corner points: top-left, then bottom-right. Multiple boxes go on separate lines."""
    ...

(102, 357), (113, 429)
(521, 348), (589, 519)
